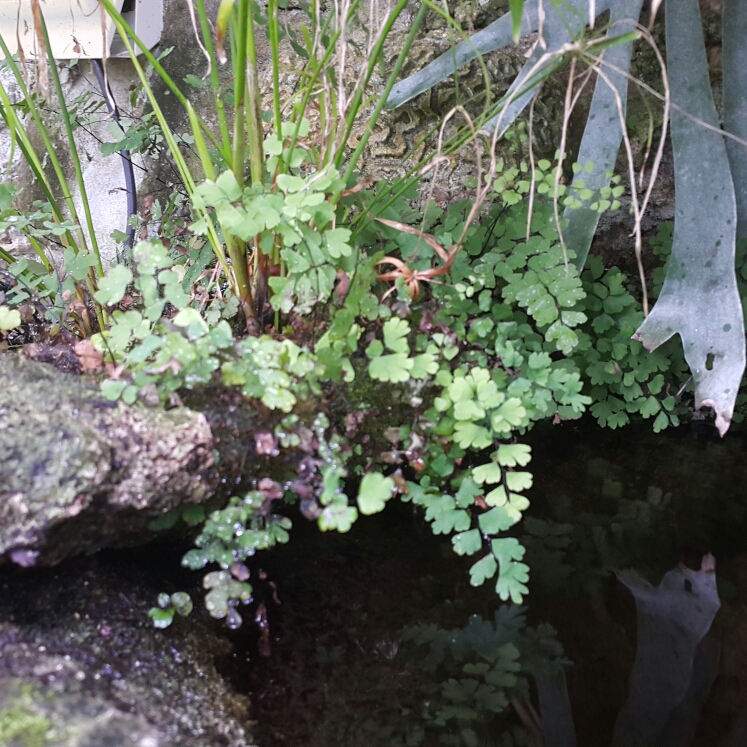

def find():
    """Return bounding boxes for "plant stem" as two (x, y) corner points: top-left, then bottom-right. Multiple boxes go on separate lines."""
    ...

(335, 0), (419, 174)
(268, 0), (283, 142)
(103, 1), (231, 282)
(100, 0), (227, 162)
(227, 235), (254, 321)
(0, 35), (86, 255)
(285, 7), (345, 167)
(232, 0), (249, 187)
(195, 0), (232, 155)
(244, 1), (265, 186)
(37, 13), (103, 278)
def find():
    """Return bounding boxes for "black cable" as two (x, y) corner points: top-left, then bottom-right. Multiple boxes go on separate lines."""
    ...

(91, 59), (137, 251)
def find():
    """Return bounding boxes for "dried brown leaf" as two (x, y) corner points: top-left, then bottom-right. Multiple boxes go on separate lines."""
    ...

(74, 338), (104, 372)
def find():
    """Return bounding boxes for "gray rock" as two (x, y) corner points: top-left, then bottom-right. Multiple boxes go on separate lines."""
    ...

(0, 354), (218, 566)
(0, 555), (256, 746)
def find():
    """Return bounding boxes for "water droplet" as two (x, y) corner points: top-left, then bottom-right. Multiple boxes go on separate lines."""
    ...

(226, 608), (243, 630)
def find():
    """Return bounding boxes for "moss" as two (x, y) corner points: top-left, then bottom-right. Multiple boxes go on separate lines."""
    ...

(0, 701), (52, 747)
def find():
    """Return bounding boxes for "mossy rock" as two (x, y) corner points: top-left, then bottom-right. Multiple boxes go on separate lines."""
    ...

(0, 354), (217, 566)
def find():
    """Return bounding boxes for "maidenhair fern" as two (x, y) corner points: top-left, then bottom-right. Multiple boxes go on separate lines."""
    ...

(389, 0), (747, 433)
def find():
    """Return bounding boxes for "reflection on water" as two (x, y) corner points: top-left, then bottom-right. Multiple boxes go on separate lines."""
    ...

(239, 422), (747, 747)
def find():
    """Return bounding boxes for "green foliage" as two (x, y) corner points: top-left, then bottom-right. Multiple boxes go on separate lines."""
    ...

(90, 240), (322, 409)
(100, 111), (164, 158)
(401, 608), (568, 745)
(3, 0), (738, 644)
(0, 305), (20, 331)
(0, 186), (80, 252)
(158, 413), (375, 622)
(148, 591), (194, 629)
(182, 490), (291, 573)
(357, 472), (396, 515)
(0, 701), (52, 747)
(367, 318), (439, 383)
(190, 160), (351, 316)
(571, 254), (690, 432)
(173, 487), (290, 626)
(307, 414), (360, 533)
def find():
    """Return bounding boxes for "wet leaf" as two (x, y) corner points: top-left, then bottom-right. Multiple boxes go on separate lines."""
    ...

(357, 471), (395, 515)
(63, 247), (97, 280)
(181, 505), (206, 526)
(453, 421), (493, 450)
(453, 399), (486, 421)
(504, 471), (532, 491)
(318, 501), (358, 533)
(472, 462), (503, 485)
(469, 554), (498, 586)
(485, 485), (508, 507)
(490, 398), (526, 432)
(0, 305), (21, 331)
(496, 443), (531, 467)
(368, 352), (413, 382)
(173, 307), (209, 338)
(452, 528), (482, 556)
(492, 538), (529, 603)
(148, 607), (175, 628)
(204, 587), (229, 619)
(94, 264), (133, 306)
(170, 592), (193, 617)
(382, 317), (410, 354)
(100, 380), (128, 401)
(478, 506), (521, 534)
(410, 351), (439, 378)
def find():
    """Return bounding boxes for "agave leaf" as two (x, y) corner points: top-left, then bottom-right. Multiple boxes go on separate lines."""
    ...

(564, 0), (644, 269)
(385, 3), (540, 109)
(386, 0), (636, 127)
(483, 0), (589, 135)
(723, 0), (747, 240)
(633, 0), (745, 435)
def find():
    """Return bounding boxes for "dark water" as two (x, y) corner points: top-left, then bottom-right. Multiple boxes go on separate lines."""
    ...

(224, 420), (747, 747)
(5, 419), (741, 746)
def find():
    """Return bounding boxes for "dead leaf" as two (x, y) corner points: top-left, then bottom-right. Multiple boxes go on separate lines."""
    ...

(391, 469), (409, 494)
(231, 561), (250, 582)
(344, 411), (365, 437)
(383, 426), (402, 445)
(341, 177), (374, 197)
(137, 383), (160, 407)
(374, 217), (450, 263)
(335, 269), (349, 302)
(410, 458), (425, 472)
(74, 339), (104, 372)
(258, 477), (283, 501)
(105, 362), (125, 380)
(30, 0), (49, 100)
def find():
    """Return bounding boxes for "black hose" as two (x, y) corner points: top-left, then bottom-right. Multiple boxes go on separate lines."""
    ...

(91, 59), (137, 251)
